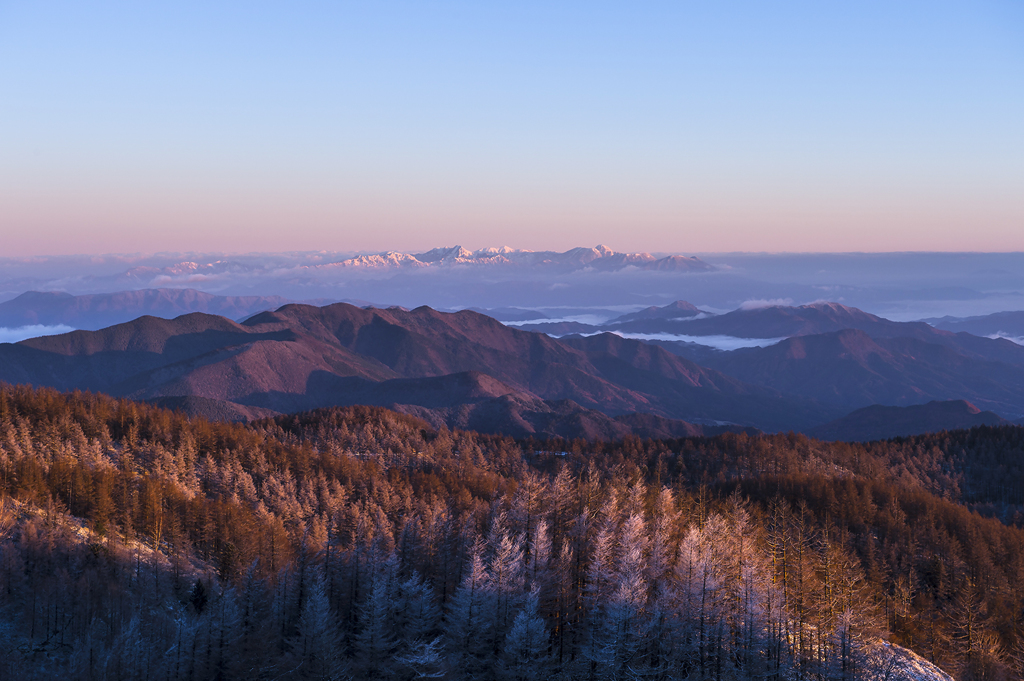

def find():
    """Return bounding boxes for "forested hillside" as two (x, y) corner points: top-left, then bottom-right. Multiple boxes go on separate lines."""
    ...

(0, 384), (1020, 679)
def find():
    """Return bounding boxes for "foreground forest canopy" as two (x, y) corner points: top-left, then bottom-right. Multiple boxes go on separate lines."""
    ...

(1, 385), (1023, 679)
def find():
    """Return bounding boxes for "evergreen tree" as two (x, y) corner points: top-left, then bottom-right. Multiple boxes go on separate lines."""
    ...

(444, 544), (495, 680)
(500, 588), (550, 681)
(291, 567), (344, 681)
(353, 554), (400, 679)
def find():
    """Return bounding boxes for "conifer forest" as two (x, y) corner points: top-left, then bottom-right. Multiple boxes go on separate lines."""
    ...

(2, 384), (1024, 680)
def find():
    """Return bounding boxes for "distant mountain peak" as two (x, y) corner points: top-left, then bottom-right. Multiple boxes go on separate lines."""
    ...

(643, 255), (709, 271)
(664, 300), (703, 311)
(474, 245), (524, 256)
(802, 301), (876, 316)
(414, 245), (474, 263)
(804, 301), (847, 310)
(607, 300), (708, 325)
(11, 290), (75, 301)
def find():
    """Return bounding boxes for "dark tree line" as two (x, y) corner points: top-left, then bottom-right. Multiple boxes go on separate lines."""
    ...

(0, 384), (1021, 679)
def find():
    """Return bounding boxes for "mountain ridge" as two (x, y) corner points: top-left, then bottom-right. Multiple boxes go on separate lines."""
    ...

(695, 328), (1024, 417)
(7, 298), (1024, 438)
(0, 303), (829, 435)
(807, 399), (1009, 442)
(0, 288), (334, 330)
(927, 310), (1024, 338)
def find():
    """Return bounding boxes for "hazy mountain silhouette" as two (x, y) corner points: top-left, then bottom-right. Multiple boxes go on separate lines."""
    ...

(605, 300), (708, 325)
(0, 288), (332, 330)
(514, 321), (603, 335)
(570, 301), (1024, 368)
(608, 301), (938, 338)
(806, 400), (1008, 442)
(927, 310), (1024, 338)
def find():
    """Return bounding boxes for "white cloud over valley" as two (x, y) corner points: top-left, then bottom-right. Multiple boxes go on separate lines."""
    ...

(0, 325), (76, 344)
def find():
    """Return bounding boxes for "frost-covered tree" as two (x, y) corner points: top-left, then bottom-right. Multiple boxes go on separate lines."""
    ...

(395, 636), (446, 680)
(396, 570), (442, 648)
(291, 567), (344, 681)
(488, 524), (526, 651)
(583, 514), (652, 680)
(500, 588), (550, 681)
(353, 554), (400, 678)
(445, 544), (495, 679)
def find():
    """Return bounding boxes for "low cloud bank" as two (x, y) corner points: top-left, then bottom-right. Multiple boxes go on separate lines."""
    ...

(506, 314), (609, 326)
(739, 298), (794, 310)
(988, 332), (1024, 346)
(608, 331), (786, 351)
(0, 325), (76, 344)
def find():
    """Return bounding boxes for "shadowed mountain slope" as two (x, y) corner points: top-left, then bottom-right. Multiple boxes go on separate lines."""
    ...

(513, 320), (601, 335)
(697, 329), (1024, 417)
(147, 395), (279, 422)
(807, 400), (1009, 442)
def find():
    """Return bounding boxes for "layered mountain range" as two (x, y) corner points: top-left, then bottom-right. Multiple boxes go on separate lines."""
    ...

(2, 297), (1023, 440)
(518, 300), (961, 338)
(927, 310), (1024, 340)
(544, 300), (1024, 419)
(0, 303), (820, 438)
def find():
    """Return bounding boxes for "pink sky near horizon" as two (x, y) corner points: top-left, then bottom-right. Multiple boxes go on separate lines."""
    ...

(3, 176), (1021, 256)
(2, 1), (1022, 257)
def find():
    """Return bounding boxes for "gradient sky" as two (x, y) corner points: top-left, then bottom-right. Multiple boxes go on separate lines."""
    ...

(1, 1), (1022, 255)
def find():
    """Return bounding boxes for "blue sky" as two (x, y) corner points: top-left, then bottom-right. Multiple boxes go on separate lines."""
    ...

(1, 1), (1022, 254)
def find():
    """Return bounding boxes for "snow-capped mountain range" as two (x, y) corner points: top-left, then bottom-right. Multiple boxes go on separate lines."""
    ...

(0, 246), (713, 303)
(325, 245), (713, 272)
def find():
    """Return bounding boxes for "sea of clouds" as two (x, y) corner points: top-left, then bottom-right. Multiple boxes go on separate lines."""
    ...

(607, 331), (786, 351)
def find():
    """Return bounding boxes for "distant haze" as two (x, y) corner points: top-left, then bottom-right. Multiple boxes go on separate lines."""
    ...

(2, 248), (1024, 323)
(1, 2), (1022, 254)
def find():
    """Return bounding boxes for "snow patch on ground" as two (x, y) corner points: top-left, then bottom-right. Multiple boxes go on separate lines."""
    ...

(865, 640), (954, 681)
